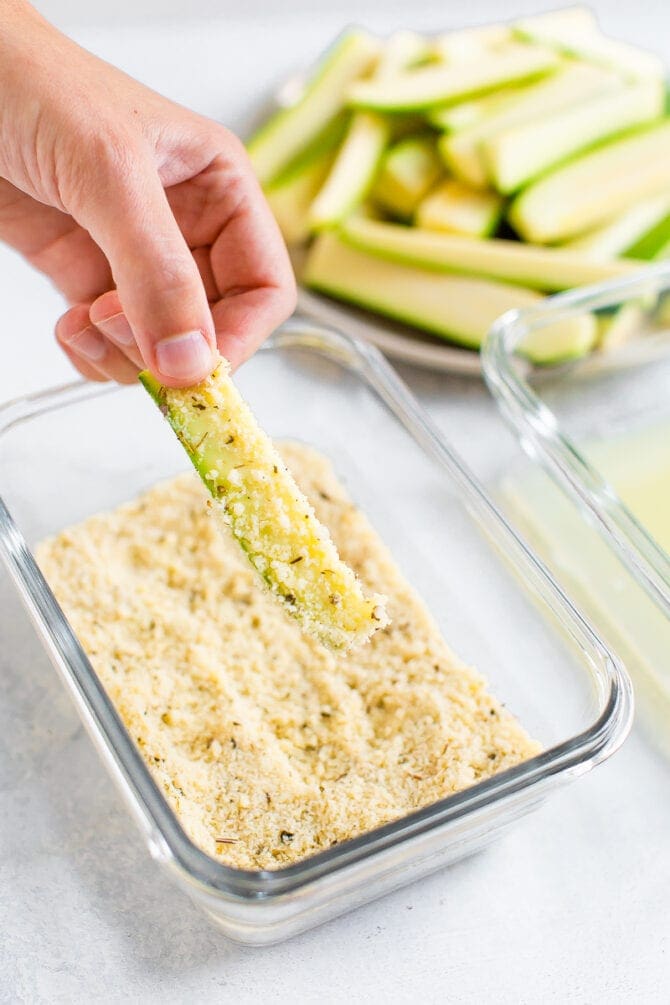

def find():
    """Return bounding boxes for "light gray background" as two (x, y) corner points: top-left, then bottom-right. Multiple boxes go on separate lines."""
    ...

(2, 3), (669, 1002)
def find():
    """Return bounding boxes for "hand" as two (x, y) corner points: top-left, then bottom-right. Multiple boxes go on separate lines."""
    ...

(0, 1), (296, 386)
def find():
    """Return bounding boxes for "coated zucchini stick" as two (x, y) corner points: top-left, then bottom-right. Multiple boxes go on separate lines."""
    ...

(139, 356), (389, 651)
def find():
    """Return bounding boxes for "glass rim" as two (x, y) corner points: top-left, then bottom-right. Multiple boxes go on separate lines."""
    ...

(482, 261), (670, 623)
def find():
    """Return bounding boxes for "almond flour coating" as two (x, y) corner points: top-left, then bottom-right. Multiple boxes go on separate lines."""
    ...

(37, 443), (539, 869)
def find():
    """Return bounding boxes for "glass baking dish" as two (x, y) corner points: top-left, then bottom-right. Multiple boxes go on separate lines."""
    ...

(0, 318), (631, 945)
(483, 262), (670, 756)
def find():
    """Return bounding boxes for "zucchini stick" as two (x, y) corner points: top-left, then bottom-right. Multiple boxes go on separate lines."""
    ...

(140, 358), (388, 651)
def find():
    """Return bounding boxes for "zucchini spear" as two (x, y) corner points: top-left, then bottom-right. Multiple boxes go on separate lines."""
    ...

(139, 358), (388, 651)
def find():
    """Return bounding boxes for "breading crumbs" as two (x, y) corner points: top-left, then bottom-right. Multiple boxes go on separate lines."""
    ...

(36, 442), (539, 869)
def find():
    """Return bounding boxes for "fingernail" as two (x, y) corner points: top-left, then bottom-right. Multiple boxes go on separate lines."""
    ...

(155, 331), (214, 381)
(96, 311), (135, 346)
(68, 326), (107, 363)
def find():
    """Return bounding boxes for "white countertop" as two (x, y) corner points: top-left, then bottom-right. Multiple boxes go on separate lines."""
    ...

(1, 4), (669, 1002)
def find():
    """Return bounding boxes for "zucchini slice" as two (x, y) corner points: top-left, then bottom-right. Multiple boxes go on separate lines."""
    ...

(485, 77), (665, 193)
(308, 112), (389, 228)
(564, 193), (670, 259)
(139, 360), (388, 651)
(625, 211), (670, 261)
(510, 119), (670, 243)
(596, 303), (648, 351)
(438, 61), (621, 188)
(514, 13), (664, 79)
(247, 30), (380, 185)
(347, 42), (559, 112)
(265, 140), (340, 245)
(371, 135), (443, 219)
(428, 87), (529, 133)
(306, 30), (429, 229)
(415, 179), (504, 238)
(303, 231), (595, 360)
(338, 216), (640, 291)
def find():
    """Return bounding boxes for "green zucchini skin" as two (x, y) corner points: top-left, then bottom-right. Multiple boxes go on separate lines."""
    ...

(139, 363), (388, 651)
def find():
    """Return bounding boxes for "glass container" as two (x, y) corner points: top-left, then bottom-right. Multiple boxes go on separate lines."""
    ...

(0, 318), (631, 944)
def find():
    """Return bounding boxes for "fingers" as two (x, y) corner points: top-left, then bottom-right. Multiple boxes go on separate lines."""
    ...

(210, 196), (296, 367)
(191, 246), (218, 303)
(168, 146), (296, 368)
(56, 303), (140, 384)
(89, 291), (144, 368)
(70, 142), (217, 388)
(87, 242), (221, 366)
(59, 343), (109, 383)
(210, 205), (296, 367)
(58, 127), (294, 382)
(211, 286), (296, 370)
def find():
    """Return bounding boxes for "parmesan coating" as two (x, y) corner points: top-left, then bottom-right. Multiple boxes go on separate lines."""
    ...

(37, 443), (540, 869)
(141, 359), (388, 651)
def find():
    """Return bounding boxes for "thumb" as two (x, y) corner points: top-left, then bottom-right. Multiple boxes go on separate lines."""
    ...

(73, 146), (217, 387)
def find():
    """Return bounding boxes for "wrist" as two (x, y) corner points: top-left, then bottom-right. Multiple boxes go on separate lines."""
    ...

(0, 3), (67, 194)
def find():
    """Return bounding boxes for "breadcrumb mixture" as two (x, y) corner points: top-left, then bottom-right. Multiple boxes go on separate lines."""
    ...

(37, 443), (539, 870)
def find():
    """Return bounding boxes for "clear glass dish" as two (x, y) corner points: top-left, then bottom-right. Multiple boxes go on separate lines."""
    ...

(483, 262), (670, 756)
(0, 318), (631, 945)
